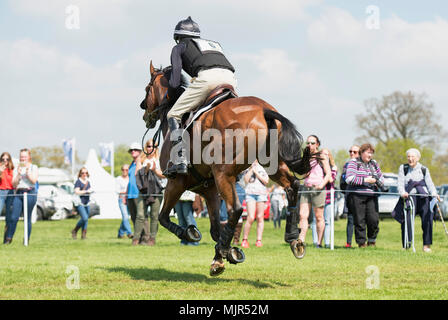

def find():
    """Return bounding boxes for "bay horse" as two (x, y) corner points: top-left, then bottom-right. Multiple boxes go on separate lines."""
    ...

(140, 61), (313, 276)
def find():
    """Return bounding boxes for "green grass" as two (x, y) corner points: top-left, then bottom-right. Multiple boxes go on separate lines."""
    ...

(0, 216), (447, 300)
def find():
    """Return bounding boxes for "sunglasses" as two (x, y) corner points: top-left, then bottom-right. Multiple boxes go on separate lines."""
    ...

(121, 169), (129, 171)
(146, 145), (154, 148)
(306, 142), (316, 145)
(130, 149), (140, 152)
(1, 158), (9, 161)
(81, 172), (88, 174)
(349, 150), (359, 154)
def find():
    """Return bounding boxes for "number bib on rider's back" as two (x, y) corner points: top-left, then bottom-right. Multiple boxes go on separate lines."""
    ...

(191, 38), (224, 54)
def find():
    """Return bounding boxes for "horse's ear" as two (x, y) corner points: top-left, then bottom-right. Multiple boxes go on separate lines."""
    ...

(150, 60), (155, 75)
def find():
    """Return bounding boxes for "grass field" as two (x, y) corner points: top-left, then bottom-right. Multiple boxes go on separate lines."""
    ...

(0, 216), (447, 300)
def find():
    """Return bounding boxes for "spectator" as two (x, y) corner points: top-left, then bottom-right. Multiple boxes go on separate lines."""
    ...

(71, 167), (93, 240)
(219, 196), (228, 229)
(241, 160), (269, 248)
(311, 148), (337, 248)
(297, 135), (331, 251)
(341, 145), (360, 248)
(125, 142), (148, 246)
(174, 190), (199, 246)
(6, 149), (38, 244)
(116, 164), (133, 239)
(1, 152), (15, 244)
(269, 184), (285, 229)
(136, 139), (166, 246)
(345, 143), (384, 248)
(393, 148), (440, 252)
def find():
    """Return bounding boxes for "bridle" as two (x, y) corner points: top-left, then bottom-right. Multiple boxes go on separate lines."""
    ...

(141, 71), (170, 156)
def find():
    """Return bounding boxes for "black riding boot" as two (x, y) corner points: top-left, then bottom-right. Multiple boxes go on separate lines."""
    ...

(163, 118), (188, 177)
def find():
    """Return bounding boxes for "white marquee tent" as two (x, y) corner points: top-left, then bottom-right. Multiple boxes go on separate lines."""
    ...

(84, 148), (121, 219)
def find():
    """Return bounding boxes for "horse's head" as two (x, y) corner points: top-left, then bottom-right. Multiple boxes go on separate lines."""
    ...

(140, 61), (169, 129)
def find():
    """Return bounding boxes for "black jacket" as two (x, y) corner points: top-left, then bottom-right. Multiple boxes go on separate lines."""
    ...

(135, 164), (164, 204)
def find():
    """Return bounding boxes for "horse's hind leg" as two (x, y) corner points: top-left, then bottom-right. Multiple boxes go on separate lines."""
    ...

(158, 179), (201, 243)
(269, 161), (305, 258)
(213, 170), (245, 265)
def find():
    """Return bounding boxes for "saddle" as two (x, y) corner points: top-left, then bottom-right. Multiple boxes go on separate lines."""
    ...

(181, 84), (238, 129)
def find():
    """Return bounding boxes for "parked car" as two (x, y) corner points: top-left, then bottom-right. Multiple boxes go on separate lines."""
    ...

(439, 184), (448, 197)
(378, 173), (400, 218)
(438, 187), (448, 219)
(36, 184), (74, 220)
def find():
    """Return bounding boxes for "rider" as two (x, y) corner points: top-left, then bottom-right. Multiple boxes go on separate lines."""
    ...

(165, 16), (237, 176)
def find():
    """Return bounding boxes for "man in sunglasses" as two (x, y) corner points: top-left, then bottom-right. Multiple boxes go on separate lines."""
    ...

(341, 145), (360, 248)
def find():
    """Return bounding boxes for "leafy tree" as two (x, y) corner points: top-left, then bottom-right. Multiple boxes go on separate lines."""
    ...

(31, 145), (82, 170)
(356, 91), (446, 147)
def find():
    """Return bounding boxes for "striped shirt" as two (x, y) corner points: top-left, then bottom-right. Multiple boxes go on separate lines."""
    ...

(345, 158), (384, 195)
(325, 167), (338, 205)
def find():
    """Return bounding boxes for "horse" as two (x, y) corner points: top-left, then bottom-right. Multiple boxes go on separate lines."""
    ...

(140, 61), (313, 276)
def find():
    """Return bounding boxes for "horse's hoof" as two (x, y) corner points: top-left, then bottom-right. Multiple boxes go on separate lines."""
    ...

(227, 247), (245, 264)
(186, 225), (202, 242)
(210, 260), (225, 277)
(290, 239), (306, 259)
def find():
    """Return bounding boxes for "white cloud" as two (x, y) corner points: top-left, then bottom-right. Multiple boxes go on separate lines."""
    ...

(307, 7), (448, 71)
(8, 0), (132, 28)
(232, 49), (325, 97)
(0, 38), (158, 158)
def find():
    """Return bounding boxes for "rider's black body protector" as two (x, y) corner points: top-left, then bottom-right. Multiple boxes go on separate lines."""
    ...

(169, 37), (234, 89)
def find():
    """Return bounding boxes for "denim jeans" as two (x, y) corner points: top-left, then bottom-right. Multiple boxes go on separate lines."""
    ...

(271, 200), (281, 228)
(346, 213), (354, 244)
(219, 185), (246, 223)
(175, 201), (198, 245)
(117, 198), (133, 237)
(75, 205), (90, 231)
(0, 189), (14, 227)
(6, 189), (37, 240)
(311, 203), (332, 247)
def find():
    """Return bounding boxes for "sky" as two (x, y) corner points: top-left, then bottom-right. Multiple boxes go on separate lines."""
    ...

(1, 0), (447, 162)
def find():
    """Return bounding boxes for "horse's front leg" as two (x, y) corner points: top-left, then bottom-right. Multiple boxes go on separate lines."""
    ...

(158, 179), (202, 243)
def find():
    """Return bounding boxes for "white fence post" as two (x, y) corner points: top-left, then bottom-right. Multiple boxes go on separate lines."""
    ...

(23, 192), (28, 247)
(330, 188), (335, 250)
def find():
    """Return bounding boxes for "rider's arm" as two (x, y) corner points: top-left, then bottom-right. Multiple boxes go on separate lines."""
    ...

(169, 42), (186, 89)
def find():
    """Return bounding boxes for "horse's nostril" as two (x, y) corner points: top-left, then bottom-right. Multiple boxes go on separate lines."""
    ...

(140, 100), (146, 110)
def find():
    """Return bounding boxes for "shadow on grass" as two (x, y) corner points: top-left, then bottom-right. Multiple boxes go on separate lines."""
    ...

(105, 267), (283, 289)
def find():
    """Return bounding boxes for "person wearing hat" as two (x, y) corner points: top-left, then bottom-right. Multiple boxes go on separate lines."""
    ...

(125, 142), (150, 245)
(165, 16), (237, 176)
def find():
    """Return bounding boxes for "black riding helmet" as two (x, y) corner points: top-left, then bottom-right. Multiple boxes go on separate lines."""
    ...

(173, 16), (200, 41)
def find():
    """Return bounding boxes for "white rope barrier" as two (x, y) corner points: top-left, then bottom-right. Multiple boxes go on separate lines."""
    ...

(1, 187), (441, 248)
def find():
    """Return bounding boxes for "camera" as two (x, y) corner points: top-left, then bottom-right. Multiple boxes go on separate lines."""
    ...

(372, 173), (389, 192)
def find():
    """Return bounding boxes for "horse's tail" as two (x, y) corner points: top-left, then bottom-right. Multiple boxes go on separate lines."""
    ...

(263, 109), (312, 176)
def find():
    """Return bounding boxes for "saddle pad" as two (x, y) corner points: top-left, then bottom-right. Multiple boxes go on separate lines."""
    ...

(183, 90), (235, 132)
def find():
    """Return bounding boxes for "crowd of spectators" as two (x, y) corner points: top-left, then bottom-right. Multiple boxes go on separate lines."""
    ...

(1, 138), (441, 253)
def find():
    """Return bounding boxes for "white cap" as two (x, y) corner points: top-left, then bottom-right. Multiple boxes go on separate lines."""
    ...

(128, 142), (142, 153)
